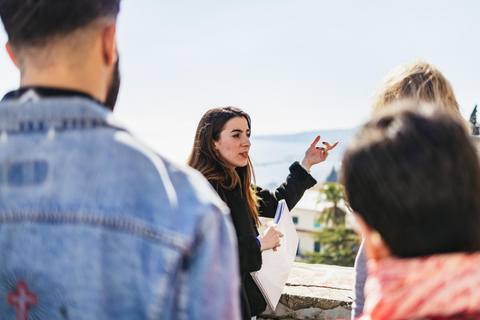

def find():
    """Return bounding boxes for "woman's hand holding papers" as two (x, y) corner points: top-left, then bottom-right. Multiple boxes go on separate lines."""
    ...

(258, 224), (284, 252)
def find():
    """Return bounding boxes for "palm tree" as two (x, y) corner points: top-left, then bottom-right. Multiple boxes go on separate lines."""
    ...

(317, 182), (347, 227)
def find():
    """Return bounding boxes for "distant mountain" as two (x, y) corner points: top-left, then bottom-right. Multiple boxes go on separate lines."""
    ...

(250, 128), (358, 190)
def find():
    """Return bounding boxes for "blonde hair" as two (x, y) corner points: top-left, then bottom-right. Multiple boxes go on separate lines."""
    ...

(371, 61), (470, 133)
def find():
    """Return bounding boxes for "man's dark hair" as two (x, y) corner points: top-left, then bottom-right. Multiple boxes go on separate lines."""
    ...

(341, 105), (480, 257)
(0, 0), (120, 47)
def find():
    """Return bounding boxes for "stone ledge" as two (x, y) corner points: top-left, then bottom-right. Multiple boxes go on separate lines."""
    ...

(258, 262), (354, 320)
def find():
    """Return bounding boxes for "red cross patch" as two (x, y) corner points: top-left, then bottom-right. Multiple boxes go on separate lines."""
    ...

(7, 280), (38, 320)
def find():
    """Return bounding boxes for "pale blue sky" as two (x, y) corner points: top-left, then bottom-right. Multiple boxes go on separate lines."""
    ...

(1, 0), (479, 163)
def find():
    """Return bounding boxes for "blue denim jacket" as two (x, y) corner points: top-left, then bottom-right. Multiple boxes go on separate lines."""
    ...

(0, 94), (241, 320)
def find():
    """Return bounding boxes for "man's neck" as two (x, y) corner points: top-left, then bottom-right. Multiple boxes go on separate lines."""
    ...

(20, 65), (106, 104)
(5, 86), (98, 101)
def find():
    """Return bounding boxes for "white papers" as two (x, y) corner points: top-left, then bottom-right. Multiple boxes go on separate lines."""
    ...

(251, 200), (299, 311)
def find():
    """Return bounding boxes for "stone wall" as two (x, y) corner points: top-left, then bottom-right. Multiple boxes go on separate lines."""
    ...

(258, 262), (354, 320)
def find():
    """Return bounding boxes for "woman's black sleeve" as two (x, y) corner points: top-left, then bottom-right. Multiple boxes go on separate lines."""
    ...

(256, 161), (317, 218)
(210, 180), (263, 273)
(238, 234), (262, 273)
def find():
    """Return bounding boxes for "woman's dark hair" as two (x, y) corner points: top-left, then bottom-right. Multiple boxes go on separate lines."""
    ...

(0, 0), (120, 47)
(341, 103), (480, 257)
(188, 107), (260, 225)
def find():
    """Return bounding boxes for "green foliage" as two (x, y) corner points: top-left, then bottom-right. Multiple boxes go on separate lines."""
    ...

(304, 227), (359, 267)
(317, 183), (347, 227)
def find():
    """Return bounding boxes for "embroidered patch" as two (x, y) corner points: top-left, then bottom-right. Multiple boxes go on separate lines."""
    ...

(0, 270), (71, 319)
(7, 280), (38, 320)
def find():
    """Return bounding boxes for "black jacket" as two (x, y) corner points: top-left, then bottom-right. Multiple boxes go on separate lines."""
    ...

(210, 162), (317, 319)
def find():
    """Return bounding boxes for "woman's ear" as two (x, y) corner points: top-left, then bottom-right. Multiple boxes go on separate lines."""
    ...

(6, 42), (19, 69)
(354, 213), (392, 261)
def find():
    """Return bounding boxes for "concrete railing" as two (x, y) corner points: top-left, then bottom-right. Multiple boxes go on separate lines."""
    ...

(258, 262), (354, 320)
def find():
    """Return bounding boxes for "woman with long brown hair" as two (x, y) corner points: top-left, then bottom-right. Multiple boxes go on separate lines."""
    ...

(188, 106), (338, 319)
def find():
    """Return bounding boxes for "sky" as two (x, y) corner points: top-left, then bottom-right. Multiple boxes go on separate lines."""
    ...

(0, 0), (479, 164)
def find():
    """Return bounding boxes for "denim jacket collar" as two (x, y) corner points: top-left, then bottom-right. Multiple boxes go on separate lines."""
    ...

(2, 87), (101, 104)
(0, 94), (125, 135)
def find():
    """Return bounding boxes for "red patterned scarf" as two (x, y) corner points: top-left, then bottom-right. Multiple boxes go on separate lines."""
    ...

(359, 253), (480, 320)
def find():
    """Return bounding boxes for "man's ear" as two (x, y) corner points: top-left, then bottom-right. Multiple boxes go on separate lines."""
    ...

(101, 24), (117, 66)
(354, 213), (392, 261)
(6, 42), (19, 69)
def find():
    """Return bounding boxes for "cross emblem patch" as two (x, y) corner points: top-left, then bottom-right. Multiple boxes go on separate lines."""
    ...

(7, 280), (38, 320)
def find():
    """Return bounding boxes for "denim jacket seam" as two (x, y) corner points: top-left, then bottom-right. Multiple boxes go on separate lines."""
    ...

(0, 211), (190, 252)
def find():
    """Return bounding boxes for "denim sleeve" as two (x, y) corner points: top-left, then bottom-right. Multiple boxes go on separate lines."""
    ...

(352, 239), (367, 319)
(183, 205), (241, 320)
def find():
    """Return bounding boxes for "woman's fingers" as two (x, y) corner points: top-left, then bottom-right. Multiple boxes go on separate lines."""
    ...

(323, 141), (339, 151)
(261, 225), (285, 251)
(310, 135), (321, 147)
(274, 231), (282, 251)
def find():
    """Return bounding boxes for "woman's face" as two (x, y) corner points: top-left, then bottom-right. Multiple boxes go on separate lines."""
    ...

(214, 116), (251, 168)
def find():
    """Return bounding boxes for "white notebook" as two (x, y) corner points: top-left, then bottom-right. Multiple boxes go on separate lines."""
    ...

(251, 199), (299, 311)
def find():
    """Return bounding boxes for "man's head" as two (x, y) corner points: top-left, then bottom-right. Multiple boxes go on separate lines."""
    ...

(0, 0), (119, 48)
(341, 102), (480, 260)
(0, 0), (121, 110)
